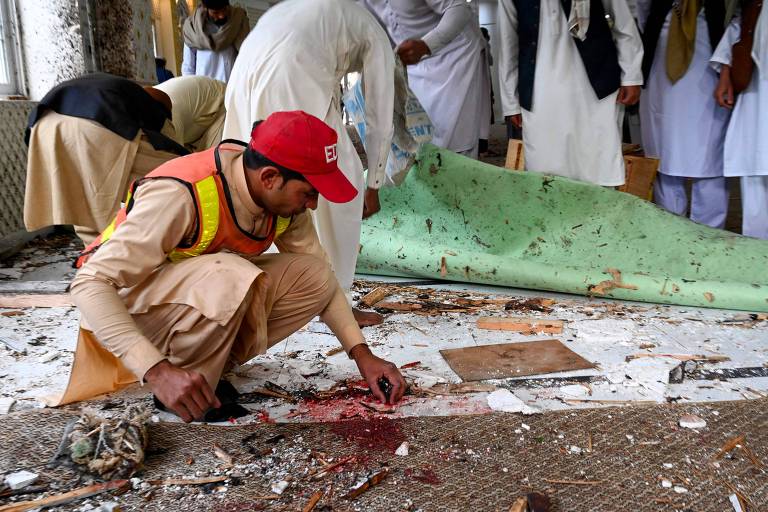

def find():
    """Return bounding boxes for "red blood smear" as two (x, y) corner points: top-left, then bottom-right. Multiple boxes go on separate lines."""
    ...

(399, 361), (422, 369)
(254, 409), (274, 423)
(330, 417), (406, 453)
(405, 466), (442, 485)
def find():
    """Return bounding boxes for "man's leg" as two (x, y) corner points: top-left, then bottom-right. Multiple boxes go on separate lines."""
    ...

(690, 176), (729, 229)
(653, 173), (689, 216)
(233, 253), (337, 363)
(741, 176), (768, 239)
(132, 299), (249, 392)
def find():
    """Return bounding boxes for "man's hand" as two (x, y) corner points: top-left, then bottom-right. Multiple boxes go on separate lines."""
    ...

(144, 360), (220, 422)
(617, 85), (641, 105)
(715, 65), (735, 109)
(362, 187), (381, 219)
(397, 39), (431, 65)
(505, 114), (522, 130)
(350, 344), (407, 405)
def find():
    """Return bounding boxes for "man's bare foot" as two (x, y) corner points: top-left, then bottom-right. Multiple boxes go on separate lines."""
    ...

(353, 307), (384, 327)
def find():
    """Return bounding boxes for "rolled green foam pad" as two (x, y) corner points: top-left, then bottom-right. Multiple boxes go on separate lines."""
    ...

(357, 144), (768, 312)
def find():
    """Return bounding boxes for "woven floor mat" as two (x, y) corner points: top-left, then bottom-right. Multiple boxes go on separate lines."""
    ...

(1, 399), (766, 511)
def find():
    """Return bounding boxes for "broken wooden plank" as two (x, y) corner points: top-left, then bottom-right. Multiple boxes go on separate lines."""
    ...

(302, 490), (324, 512)
(358, 287), (391, 308)
(477, 317), (564, 334)
(0, 479), (128, 512)
(146, 476), (228, 486)
(375, 301), (423, 312)
(713, 435), (745, 460)
(344, 469), (389, 500)
(562, 399), (658, 405)
(626, 353), (730, 363)
(325, 346), (344, 357)
(440, 340), (595, 381)
(0, 294), (73, 308)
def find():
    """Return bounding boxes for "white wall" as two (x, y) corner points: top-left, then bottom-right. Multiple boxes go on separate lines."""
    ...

(17, 0), (86, 101)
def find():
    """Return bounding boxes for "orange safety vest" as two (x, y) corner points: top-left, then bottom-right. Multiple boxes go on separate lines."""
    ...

(75, 141), (292, 268)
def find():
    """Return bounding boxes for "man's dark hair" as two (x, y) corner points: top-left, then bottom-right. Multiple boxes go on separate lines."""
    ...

(243, 146), (307, 185)
(201, 0), (229, 9)
(155, 57), (166, 67)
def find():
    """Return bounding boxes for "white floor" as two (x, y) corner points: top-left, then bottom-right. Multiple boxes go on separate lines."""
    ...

(1, 263), (766, 424)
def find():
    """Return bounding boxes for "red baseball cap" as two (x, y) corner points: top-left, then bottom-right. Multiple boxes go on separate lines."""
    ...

(248, 111), (358, 203)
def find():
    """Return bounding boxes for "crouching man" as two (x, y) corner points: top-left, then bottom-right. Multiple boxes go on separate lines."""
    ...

(62, 111), (406, 421)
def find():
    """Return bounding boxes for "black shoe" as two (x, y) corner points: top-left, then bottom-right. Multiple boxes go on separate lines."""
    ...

(152, 379), (250, 422)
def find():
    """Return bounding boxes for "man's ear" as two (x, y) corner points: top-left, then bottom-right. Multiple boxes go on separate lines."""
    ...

(259, 166), (282, 190)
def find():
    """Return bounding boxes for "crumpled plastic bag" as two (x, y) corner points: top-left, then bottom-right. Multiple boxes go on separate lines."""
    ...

(343, 57), (432, 186)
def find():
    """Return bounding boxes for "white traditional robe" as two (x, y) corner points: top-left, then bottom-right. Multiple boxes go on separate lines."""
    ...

(182, 45), (237, 83)
(222, 0), (394, 292)
(639, 10), (730, 178)
(361, 0), (486, 157)
(711, 15), (768, 238)
(498, 0), (644, 186)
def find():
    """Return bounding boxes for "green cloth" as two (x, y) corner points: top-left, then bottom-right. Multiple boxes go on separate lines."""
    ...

(357, 145), (768, 312)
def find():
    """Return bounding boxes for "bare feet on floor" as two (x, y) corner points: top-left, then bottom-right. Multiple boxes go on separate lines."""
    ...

(352, 307), (384, 327)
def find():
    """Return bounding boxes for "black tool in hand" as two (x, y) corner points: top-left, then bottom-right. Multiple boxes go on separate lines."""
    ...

(377, 376), (392, 402)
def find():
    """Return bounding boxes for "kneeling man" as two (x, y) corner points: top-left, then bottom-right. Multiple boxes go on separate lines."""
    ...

(65, 111), (406, 421)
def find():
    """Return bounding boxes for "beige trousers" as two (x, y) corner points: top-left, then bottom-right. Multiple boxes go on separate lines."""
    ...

(59, 252), (336, 404)
(25, 112), (179, 245)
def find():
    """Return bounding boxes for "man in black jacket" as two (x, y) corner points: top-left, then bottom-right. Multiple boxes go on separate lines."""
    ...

(24, 73), (188, 244)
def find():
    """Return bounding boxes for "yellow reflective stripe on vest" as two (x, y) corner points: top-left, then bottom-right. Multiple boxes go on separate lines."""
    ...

(97, 185), (136, 245)
(275, 216), (291, 238)
(168, 175), (220, 262)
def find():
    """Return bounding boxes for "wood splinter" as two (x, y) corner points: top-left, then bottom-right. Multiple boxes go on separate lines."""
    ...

(588, 268), (638, 296)
(358, 287), (391, 308)
(477, 316), (564, 334)
(344, 468), (389, 500)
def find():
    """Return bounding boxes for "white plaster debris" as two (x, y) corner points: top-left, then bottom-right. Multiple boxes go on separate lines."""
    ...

(663, 463), (674, 469)
(270, 480), (289, 495)
(678, 414), (707, 430)
(569, 445), (583, 454)
(38, 351), (60, 363)
(4, 470), (38, 490)
(0, 397), (14, 414)
(729, 494), (745, 512)
(402, 369), (446, 389)
(559, 384), (590, 398)
(99, 502), (121, 512)
(395, 441), (410, 456)
(486, 389), (538, 414)
(661, 479), (672, 488)
(673, 486), (688, 494)
(521, 423), (530, 431)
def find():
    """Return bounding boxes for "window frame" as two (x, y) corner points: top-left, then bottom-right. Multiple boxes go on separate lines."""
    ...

(0, 0), (24, 96)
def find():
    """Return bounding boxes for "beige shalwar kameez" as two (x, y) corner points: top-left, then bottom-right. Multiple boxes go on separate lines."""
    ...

(153, 76), (227, 152)
(59, 147), (365, 405)
(24, 112), (180, 244)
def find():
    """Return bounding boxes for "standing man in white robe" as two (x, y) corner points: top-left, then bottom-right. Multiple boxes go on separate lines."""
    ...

(361, 0), (486, 158)
(182, 0), (250, 82)
(711, 1), (768, 239)
(638, 0), (730, 228)
(222, 0), (394, 327)
(498, 0), (644, 187)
